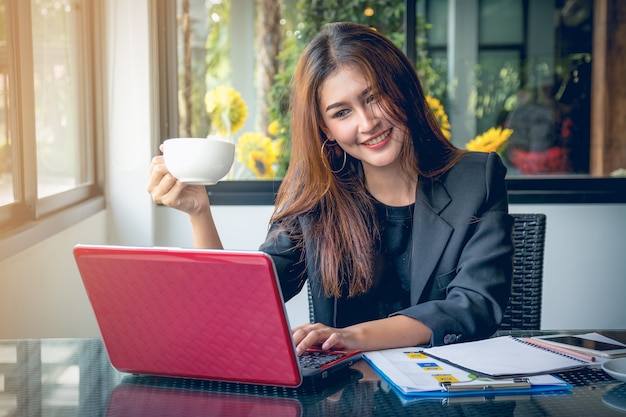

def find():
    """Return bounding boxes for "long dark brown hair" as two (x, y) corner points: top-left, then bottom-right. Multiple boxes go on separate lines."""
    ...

(271, 22), (463, 298)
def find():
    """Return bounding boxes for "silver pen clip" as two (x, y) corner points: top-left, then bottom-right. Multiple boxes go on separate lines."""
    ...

(442, 377), (532, 393)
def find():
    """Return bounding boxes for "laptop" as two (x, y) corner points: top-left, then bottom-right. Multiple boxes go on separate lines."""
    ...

(73, 244), (362, 387)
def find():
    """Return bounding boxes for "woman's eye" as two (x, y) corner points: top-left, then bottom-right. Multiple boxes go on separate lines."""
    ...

(366, 94), (377, 104)
(333, 109), (350, 118)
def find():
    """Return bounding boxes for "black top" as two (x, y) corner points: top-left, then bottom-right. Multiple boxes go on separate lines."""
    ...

(262, 152), (513, 346)
(334, 200), (414, 327)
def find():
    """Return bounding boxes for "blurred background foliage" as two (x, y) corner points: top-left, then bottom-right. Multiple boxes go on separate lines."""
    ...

(180, 0), (442, 177)
(267, 0), (439, 176)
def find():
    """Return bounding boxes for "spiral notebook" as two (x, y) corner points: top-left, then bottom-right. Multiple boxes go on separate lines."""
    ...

(421, 336), (591, 378)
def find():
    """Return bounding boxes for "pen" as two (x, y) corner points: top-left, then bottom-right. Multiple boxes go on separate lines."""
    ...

(442, 378), (531, 393)
(523, 337), (596, 362)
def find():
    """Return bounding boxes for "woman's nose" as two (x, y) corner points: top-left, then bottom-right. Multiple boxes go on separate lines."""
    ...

(357, 106), (378, 133)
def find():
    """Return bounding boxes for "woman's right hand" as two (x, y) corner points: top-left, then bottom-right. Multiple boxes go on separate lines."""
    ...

(147, 152), (210, 216)
(148, 145), (224, 249)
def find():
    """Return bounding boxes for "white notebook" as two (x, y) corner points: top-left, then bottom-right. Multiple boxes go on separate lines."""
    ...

(422, 336), (590, 377)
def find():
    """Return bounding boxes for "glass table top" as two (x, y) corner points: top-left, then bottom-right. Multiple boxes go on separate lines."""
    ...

(0, 337), (624, 416)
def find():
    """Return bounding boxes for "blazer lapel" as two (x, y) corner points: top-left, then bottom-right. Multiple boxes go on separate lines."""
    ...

(410, 178), (453, 304)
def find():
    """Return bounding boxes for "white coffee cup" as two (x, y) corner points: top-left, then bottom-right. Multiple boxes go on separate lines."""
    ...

(162, 137), (235, 185)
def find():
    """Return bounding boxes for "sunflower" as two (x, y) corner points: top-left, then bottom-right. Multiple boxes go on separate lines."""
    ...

(465, 127), (513, 154)
(426, 95), (451, 140)
(204, 86), (248, 137)
(267, 120), (280, 137)
(236, 132), (281, 178)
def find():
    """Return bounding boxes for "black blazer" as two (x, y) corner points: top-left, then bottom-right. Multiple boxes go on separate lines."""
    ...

(260, 152), (513, 347)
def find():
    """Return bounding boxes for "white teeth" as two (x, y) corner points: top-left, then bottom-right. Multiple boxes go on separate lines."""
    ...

(364, 129), (391, 146)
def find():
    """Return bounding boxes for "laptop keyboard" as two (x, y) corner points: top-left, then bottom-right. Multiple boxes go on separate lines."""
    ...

(299, 350), (346, 369)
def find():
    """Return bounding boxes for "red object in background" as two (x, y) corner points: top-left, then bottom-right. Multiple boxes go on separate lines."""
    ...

(510, 147), (571, 175)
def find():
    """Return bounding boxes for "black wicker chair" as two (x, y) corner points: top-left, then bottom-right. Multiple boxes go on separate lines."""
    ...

(499, 213), (546, 330)
(308, 213), (547, 330)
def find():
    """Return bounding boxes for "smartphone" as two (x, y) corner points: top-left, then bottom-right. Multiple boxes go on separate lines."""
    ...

(534, 335), (626, 358)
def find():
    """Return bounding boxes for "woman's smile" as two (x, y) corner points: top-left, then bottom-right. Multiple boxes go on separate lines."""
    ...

(362, 128), (393, 148)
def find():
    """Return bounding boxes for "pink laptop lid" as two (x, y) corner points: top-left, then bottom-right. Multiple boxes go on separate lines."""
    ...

(74, 245), (302, 387)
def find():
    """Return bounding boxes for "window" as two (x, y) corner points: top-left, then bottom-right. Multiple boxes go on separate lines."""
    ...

(164, 0), (408, 180)
(157, 0), (625, 204)
(0, 0), (101, 236)
(421, 0), (593, 175)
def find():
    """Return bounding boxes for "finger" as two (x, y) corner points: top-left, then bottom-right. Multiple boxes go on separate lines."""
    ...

(291, 325), (313, 346)
(150, 173), (180, 205)
(147, 156), (169, 193)
(147, 155), (184, 204)
(292, 323), (324, 345)
(295, 328), (330, 356)
(291, 323), (311, 345)
(148, 155), (166, 173)
(321, 332), (345, 351)
(296, 335), (317, 356)
(156, 177), (188, 207)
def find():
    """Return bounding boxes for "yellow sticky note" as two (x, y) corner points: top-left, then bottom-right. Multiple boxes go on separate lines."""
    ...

(433, 374), (459, 383)
(404, 352), (428, 359)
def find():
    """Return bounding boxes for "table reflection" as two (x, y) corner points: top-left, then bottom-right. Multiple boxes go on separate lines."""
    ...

(0, 338), (624, 417)
(0, 339), (120, 416)
(106, 373), (522, 417)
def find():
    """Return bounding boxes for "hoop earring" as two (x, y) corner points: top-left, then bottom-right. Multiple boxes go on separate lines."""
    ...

(321, 139), (347, 174)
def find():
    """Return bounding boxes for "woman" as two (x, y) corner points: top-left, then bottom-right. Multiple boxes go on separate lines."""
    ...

(148, 22), (513, 354)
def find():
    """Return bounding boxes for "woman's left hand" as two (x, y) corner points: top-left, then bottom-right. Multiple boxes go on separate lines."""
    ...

(291, 315), (432, 355)
(291, 323), (354, 355)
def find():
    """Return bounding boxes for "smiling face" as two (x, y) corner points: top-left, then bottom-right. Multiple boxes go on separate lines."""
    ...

(319, 65), (407, 178)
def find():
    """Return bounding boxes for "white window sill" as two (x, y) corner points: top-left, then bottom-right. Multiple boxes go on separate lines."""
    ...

(0, 196), (105, 262)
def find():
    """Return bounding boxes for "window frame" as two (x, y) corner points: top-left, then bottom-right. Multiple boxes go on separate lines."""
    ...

(156, 0), (625, 207)
(0, 0), (104, 257)
(202, 177), (626, 206)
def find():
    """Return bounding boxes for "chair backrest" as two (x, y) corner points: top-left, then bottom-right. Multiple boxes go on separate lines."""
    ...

(307, 280), (315, 324)
(500, 213), (547, 330)
(308, 213), (547, 330)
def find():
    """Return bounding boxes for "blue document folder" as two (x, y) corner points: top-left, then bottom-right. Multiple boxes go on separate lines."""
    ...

(363, 348), (573, 398)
